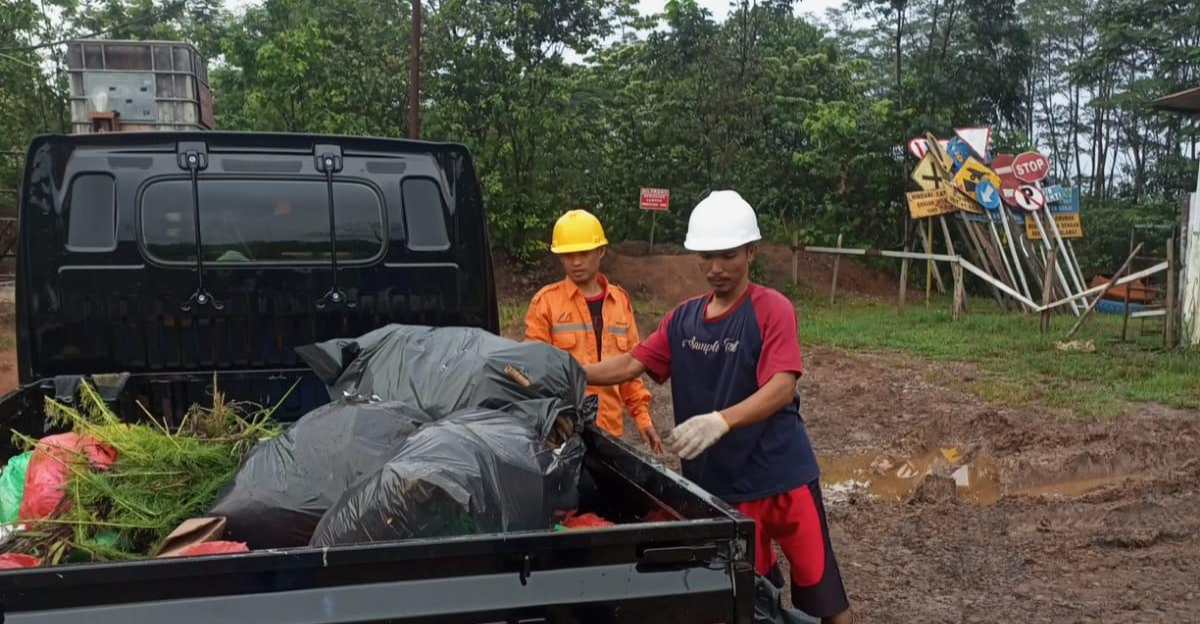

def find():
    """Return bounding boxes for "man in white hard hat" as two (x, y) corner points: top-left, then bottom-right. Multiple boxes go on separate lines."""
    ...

(584, 190), (851, 623)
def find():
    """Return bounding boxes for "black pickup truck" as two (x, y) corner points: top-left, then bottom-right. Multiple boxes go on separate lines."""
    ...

(0, 132), (755, 623)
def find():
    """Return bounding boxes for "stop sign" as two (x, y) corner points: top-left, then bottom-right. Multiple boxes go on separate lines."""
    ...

(1013, 151), (1050, 183)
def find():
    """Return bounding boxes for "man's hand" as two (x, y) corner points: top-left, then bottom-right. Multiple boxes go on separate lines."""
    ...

(667, 411), (730, 460)
(638, 425), (664, 454)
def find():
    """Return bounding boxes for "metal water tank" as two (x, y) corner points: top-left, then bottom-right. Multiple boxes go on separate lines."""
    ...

(66, 40), (213, 133)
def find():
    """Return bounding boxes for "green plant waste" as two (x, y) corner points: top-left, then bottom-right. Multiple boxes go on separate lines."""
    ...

(2, 378), (288, 564)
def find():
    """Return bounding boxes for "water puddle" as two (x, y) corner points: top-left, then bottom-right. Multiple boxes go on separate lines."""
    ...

(820, 448), (1130, 505)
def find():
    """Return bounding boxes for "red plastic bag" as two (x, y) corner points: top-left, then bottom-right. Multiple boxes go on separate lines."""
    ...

(19, 433), (117, 521)
(561, 512), (614, 529)
(0, 553), (40, 569)
(162, 541), (249, 558)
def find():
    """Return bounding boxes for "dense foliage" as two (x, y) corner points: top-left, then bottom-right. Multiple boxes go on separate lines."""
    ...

(2, 0), (1196, 271)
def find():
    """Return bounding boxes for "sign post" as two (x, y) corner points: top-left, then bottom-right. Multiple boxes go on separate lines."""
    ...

(640, 188), (670, 250)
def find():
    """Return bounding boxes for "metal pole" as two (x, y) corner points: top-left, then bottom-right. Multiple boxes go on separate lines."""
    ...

(1046, 213), (1086, 302)
(1032, 212), (1081, 315)
(649, 211), (657, 252)
(407, 0), (422, 139)
(998, 210), (1034, 307)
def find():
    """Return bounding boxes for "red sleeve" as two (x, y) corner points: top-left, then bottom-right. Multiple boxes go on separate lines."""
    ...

(752, 287), (804, 385)
(630, 308), (676, 384)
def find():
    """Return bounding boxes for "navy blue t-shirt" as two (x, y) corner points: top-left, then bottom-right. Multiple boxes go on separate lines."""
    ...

(632, 284), (819, 503)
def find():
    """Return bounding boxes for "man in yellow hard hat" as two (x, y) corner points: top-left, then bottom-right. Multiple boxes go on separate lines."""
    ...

(524, 210), (663, 452)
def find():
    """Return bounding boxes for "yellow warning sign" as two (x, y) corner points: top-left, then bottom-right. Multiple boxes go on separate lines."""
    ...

(1026, 213), (1083, 240)
(952, 157), (1001, 197)
(945, 187), (983, 214)
(925, 132), (954, 174)
(906, 189), (956, 219)
(910, 153), (944, 191)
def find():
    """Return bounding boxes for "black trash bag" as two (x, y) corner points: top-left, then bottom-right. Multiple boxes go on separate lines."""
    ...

(208, 398), (433, 548)
(310, 399), (585, 547)
(754, 574), (820, 624)
(296, 325), (589, 420)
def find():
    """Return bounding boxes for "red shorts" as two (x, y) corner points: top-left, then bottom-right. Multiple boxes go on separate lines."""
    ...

(734, 480), (850, 618)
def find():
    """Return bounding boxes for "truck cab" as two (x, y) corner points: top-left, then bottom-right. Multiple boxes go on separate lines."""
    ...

(0, 132), (755, 623)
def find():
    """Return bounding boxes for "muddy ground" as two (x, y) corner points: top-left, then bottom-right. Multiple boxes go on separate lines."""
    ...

(504, 248), (1200, 623)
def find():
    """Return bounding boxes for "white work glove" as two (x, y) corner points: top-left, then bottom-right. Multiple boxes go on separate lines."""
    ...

(667, 411), (730, 460)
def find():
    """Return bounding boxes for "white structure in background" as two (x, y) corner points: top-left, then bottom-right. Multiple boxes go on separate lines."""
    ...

(1151, 86), (1200, 347)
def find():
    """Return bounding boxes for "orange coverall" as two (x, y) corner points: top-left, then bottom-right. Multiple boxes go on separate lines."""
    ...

(524, 275), (652, 437)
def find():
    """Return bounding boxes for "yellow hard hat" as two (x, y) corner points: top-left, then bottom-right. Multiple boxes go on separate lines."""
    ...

(550, 210), (608, 254)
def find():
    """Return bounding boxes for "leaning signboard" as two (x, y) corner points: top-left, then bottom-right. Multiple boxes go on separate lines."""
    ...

(906, 188), (957, 218)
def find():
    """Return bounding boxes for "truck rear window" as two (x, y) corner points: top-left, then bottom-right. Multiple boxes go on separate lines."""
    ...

(141, 179), (384, 264)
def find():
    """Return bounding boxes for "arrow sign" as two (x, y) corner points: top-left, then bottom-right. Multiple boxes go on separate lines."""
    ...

(1014, 184), (1045, 212)
(1013, 151), (1050, 183)
(975, 180), (1001, 211)
(954, 127), (992, 162)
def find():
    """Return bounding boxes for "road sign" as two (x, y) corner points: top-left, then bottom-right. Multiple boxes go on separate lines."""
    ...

(1048, 187), (1080, 215)
(906, 188), (957, 219)
(910, 153), (945, 191)
(945, 137), (972, 171)
(1027, 214), (1083, 240)
(924, 132), (954, 173)
(954, 127), (992, 162)
(945, 187), (983, 214)
(1012, 151), (1050, 183)
(1043, 184), (1065, 203)
(639, 188), (670, 211)
(975, 180), (1001, 211)
(1013, 184), (1045, 212)
(991, 153), (1021, 205)
(952, 157), (1001, 197)
(907, 138), (929, 159)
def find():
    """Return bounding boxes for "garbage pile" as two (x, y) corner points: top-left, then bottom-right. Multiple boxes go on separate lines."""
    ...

(0, 325), (600, 566)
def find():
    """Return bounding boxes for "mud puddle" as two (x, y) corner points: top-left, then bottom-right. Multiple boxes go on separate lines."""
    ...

(820, 448), (1137, 504)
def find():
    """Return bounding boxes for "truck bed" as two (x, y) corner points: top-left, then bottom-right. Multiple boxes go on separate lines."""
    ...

(0, 370), (756, 623)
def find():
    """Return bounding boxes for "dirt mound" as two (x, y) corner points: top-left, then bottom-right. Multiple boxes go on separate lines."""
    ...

(493, 242), (899, 304)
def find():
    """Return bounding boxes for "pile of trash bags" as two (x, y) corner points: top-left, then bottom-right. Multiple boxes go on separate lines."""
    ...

(211, 325), (595, 549)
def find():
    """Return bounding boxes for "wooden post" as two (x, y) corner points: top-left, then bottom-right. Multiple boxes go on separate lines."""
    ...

(925, 220), (933, 305)
(1066, 243), (1143, 340)
(952, 262), (965, 321)
(830, 233), (843, 305)
(953, 215), (1005, 312)
(898, 246), (910, 313)
(650, 211), (658, 253)
(1121, 229), (1135, 341)
(791, 231), (798, 285)
(916, 221), (946, 293)
(1041, 246), (1058, 333)
(1166, 233), (1178, 347)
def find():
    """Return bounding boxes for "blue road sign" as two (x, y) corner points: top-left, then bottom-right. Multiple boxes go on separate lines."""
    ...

(945, 136), (971, 172)
(976, 180), (1002, 211)
(1043, 184), (1065, 203)
(1048, 187), (1080, 214)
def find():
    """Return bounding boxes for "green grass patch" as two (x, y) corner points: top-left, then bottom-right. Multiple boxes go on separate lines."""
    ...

(499, 299), (528, 332)
(797, 296), (1200, 417)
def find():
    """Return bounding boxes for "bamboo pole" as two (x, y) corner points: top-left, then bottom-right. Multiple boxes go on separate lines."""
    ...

(1041, 247), (1058, 333)
(1041, 262), (1168, 312)
(916, 221), (946, 293)
(952, 263), (965, 321)
(830, 234), (843, 305)
(1066, 243), (1144, 340)
(926, 220), (933, 305)
(898, 247), (910, 313)
(791, 231), (799, 285)
(1121, 230), (1135, 341)
(958, 259), (1042, 310)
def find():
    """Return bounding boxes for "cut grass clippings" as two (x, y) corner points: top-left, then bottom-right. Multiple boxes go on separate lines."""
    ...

(796, 296), (1200, 418)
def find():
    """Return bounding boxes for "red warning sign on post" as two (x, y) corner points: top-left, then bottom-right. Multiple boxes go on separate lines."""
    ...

(640, 188), (670, 211)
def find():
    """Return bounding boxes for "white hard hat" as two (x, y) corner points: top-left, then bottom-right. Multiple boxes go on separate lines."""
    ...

(684, 190), (762, 252)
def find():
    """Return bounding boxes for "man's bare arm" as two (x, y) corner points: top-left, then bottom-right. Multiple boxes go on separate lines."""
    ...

(585, 353), (646, 386)
(718, 372), (798, 429)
